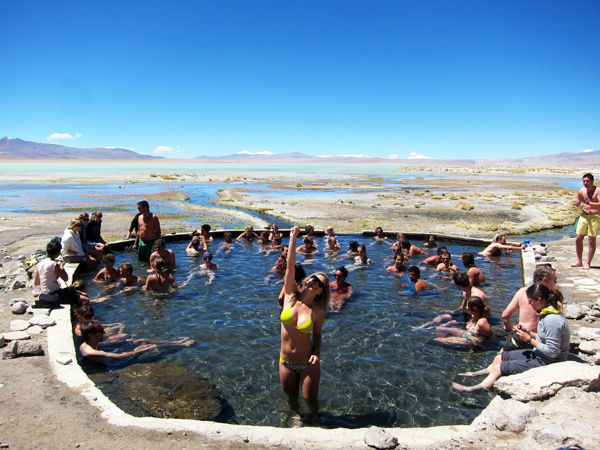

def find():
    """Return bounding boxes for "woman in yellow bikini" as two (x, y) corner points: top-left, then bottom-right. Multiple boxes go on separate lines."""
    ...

(279, 225), (330, 419)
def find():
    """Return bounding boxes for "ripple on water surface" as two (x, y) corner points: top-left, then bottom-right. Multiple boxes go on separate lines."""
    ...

(85, 235), (522, 428)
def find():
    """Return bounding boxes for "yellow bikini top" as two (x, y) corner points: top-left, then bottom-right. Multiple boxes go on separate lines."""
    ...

(280, 302), (314, 334)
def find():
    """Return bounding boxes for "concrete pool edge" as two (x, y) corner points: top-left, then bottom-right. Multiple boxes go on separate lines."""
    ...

(46, 235), (534, 448)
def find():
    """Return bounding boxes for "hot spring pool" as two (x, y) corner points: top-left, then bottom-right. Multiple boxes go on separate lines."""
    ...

(83, 234), (523, 428)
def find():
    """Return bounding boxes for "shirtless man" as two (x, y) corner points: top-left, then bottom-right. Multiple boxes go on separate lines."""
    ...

(374, 227), (387, 240)
(478, 234), (525, 257)
(501, 265), (557, 351)
(423, 246), (448, 266)
(387, 253), (408, 273)
(296, 237), (319, 255)
(133, 200), (161, 262)
(572, 173), (600, 269)
(150, 238), (176, 271)
(119, 263), (142, 286)
(406, 266), (428, 294)
(190, 224), (213, 242)
(200, 251), (219, 270)
(186, 236), (207, 256)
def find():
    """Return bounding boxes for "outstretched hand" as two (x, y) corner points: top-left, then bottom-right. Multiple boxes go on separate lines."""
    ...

(290, 225), (301, 238)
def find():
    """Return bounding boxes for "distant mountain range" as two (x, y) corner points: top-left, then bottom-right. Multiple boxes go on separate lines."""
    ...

(1, 137), (599, 165)
(0, 137), (162, 160)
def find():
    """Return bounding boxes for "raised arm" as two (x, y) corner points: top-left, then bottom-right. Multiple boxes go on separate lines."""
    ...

(284, 226), (301, 295)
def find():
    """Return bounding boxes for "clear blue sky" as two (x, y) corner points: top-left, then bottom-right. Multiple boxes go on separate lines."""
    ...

(1, 1), (599, 159)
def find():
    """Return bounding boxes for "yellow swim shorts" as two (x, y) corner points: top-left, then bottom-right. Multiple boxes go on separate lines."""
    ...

(576, 214), (600, 237)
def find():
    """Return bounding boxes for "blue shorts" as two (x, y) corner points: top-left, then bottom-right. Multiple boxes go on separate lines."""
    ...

(500, 349), (546, 376)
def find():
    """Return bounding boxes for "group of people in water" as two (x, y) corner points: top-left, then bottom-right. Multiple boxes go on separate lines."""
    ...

(45, 203), (571, 422)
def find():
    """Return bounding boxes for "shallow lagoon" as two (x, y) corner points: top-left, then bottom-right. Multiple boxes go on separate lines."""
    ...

(85, 234), (523, 428)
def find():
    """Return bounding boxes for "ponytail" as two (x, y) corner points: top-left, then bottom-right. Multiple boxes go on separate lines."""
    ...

(526, 282), (563, 310)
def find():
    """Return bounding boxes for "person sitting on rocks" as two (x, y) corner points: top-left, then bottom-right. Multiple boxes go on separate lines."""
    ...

(501, 265), (557, 352)
(297, 237), (319, 255)
(462, 252), (485, 285)
(150, 238), (176, 271)
(94, 254), (120, 283)
(186, 236), (207, 256)
(78, 212), (107, 262)
(453, 284), (569, 392)
(35, 240), (89, 305)
(387, 253), (407, 273)
(190, 224), (213, 242)
(144, 258), (178, 292)
(120, 263), (142, 286)
(436, 252), (459, 275)
(478, 234), (525, 257)
(61, 218), (97, 271)
(237, 225), (260, 241)
(79, 320), (194, 362)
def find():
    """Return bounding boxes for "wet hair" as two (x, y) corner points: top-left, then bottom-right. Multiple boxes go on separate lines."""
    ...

(305, 225), (314, 233)
(533, 265), (555, 283)
(395, 252), (405, 262)
(155, 238), (166, 248)
(282, 245), (289, 254)
(137, 200), (149, 209)
(294, 264), (306, 284)
(428, 235), (435, 241)
(526, 283), (563, 309)
(201, 224), (211, 232)
(102, 254), (115, 263)
(453, 272), (471, 288)
(348, 241), (359, 252)
(120, 263), (133, 274)
(408, 266), (420, 277)
(467, 296), (489, 316)
(437, 246), (448, 255)
(261, 231), (269, 239)
(303, 237), (314, 245)
(401, 240), (411, 250)
(67, 218), (82, 230)
(152, 257), (166, 271)
(583, 173), (594, 181)
(80, 319), (102, 343)
(46, 240), (62, 257)
(224, 231), (233, 240)
(462, 252), (476, 268)
(336, 266), (348, 278)
(300, 272), (330, 311)
(244, 225), (254, 233)
(75, 305), (94, 321)
(192, 236), (200, 245)
(396, 232), (405, 240)
(327, 236), (337, 245)
(375, 227), (383, 234)
(494, 234), (505, 243)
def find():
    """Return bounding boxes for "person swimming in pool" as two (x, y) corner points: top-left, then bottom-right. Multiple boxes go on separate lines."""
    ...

(279, 225), (329, 421)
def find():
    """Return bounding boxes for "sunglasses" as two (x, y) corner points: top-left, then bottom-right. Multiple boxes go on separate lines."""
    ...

(310, 276), (324, 288)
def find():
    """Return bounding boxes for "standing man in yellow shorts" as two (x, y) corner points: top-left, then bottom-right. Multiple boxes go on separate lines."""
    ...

(572, 173), (600, 270)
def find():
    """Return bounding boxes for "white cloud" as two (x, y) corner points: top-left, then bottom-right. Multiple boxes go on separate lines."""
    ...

(407, 151), (433, 160)
(389, 153), (399, 159)
(582, 149), (594, 153)
(317, 155), (334, 158)
(338, 154), (372, 158)
(104, 146), (116, 149)
(154, 146), (178, 154)
(75, 133), (83, 138)
(236, 150), (275, 155)
(48, 133), (75, 140)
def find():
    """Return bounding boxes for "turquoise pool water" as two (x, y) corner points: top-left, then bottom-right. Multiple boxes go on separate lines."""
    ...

(84, 234), (523, 428)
